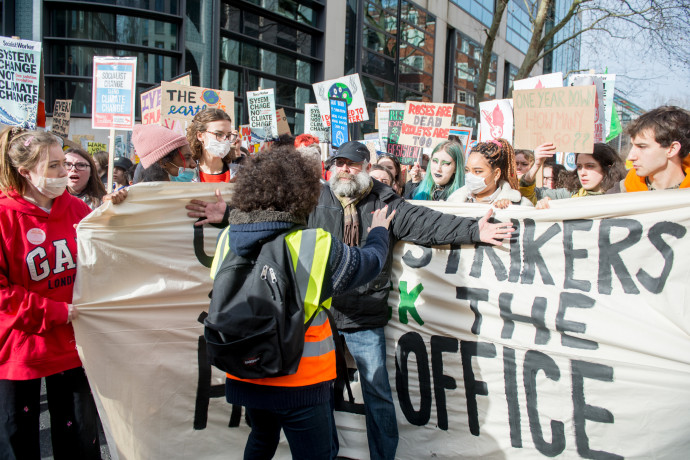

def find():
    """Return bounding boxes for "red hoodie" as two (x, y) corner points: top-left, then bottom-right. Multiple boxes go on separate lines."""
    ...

(0, 190), (91, 380)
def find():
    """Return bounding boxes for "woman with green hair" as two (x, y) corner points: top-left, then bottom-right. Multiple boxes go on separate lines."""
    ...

(406, 140), (465, 201)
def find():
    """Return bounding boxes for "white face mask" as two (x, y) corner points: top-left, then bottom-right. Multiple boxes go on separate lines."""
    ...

(33, 175), (69, 199)
(464, 173), (488, 194)
(205, 135), (232, 158)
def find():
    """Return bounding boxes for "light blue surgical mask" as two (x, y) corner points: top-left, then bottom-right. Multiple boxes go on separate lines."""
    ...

(170, 167), (197, 182)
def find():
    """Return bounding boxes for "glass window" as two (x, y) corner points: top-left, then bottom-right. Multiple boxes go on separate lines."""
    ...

(220, 38), (315, 82)
(48, 9), (178, 50)
(240, 11), (315, 56)
(75, 0), (178, 14)
(243, 0), (317, 27)
(362, 50), (396, 82)
(363, 26), (397, 58)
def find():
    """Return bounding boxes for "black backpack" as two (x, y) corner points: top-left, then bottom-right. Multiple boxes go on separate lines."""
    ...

(204, 228), (309, 379)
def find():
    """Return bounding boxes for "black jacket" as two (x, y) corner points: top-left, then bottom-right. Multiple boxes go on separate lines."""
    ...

(308, 180), (481, 330)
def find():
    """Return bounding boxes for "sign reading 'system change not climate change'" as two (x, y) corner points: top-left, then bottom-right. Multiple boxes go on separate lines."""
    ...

(513, 86), (595, 153)
(92, 56), (136, 130)
(0, 36), (42, 129)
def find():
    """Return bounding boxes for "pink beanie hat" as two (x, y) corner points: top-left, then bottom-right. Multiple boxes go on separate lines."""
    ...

(132, 124), (189, 169)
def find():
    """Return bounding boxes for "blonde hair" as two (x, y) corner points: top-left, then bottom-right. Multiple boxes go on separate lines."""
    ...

(0, 127), (61, 195)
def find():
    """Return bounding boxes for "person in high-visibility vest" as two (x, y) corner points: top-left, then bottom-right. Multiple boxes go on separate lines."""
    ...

(212, 144), (394, 460)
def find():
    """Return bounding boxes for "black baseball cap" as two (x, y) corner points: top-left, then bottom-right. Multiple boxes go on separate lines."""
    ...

(332, 141), (370, 163)
(113, 156), (133, 170)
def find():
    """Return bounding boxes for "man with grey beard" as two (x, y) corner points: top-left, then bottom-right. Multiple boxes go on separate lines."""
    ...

(308, 141), (514, 460)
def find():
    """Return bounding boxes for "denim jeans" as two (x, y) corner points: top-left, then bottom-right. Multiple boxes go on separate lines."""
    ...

(244, 401), (334, 460)
(341, 327), (398, 460)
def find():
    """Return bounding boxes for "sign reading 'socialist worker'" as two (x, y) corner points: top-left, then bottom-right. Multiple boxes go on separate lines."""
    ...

(92, 56), (136, 130)
(0, 36), (42, 129)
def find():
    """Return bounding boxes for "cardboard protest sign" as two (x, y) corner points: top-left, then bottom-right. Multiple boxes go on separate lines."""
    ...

(329, 97), (349, 148)
(512, 72), (563, 91)
(0, 36), (42, 128)
(377, 102), (404, 148)
(567, 75), (605, 143)
(312, 74), (368, 126)
(140, 72), (191, 125)
(276, 108), (291, 136)
(161, 82), (234, 128)
(398, 101), (454, 149)
(386, 108), (422, 165)
(448, 126), (473, 159)
(51, 99), (71, 138)
(479, 99), (514, 143)
(92, 56), (136, 130)
(85, 141), (107, 154)
(303, 103), (329, 141)
(73, 187), (690, 459)
(246, 89), (278, 139)
(568, 74), (613, 141)
(513, 86), (595, 153)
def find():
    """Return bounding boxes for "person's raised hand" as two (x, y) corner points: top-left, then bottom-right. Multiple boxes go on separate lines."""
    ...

(409, 163), (423, 183)
(186, 188), (228, 226)
(534, 143), (557, 163)
(478, 208), (514, 245)
(368, 205), (396, 231)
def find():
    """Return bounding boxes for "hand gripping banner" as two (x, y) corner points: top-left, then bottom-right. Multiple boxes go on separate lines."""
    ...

(74, 185), (690, 459)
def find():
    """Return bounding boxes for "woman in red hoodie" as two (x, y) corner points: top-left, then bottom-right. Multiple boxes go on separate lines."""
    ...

(0, 127), (101, 459)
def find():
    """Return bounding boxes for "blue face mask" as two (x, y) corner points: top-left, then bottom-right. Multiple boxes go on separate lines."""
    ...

(170, 167), (197, 182)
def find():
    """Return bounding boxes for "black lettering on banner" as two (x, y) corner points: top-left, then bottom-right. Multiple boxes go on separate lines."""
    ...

(402, 246), (432, 269)
(470, 244), (507, 281)
(503, 347), (522, 448)
(194, 332), (243, 429)
(444, 243), (462, 274)
(636, 221), (686, 294)
(193, 220), (215, 268)
(521, 219), (561, 285)
(395, 332), (432, 426)
(556, 292), (598, 350)
(508, 218), (522, 282)
(430, 335), (458, 431)
(598, 218), (642, 295)
(563, 219), (593, 292)
(456, 287), (488, 334)
(499, 292), (550, 345)
(571, 360), (622, 460)
(460, 340), (496, 436)
(523, 350), (565, 457)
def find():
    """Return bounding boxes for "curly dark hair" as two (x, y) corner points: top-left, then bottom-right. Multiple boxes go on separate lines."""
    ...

(187, 108), (233, 163)
(560, 143), (627, 192)
(229, 144), (321, 219)
(469, 138), (518, 189)
(627, 105), (690, 159)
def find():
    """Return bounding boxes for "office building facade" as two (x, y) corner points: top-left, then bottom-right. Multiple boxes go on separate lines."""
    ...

(5, 0), (581, 138)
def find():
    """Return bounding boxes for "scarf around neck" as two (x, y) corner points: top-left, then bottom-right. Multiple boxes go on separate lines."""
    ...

(336, 179), (373, 246)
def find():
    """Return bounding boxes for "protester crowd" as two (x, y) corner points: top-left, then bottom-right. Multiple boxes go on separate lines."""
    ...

(0, 103), (688, 460)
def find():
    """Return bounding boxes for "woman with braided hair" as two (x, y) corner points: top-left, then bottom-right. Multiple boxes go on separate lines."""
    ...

(448, 138), (533, 207)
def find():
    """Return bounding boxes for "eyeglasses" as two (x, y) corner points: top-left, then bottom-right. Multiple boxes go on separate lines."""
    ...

(205, 131), (238, 142)
(64, 161), (90, 171)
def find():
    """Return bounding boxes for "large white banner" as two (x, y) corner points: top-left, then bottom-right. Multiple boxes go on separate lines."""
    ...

(74, 185), (690, 459)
